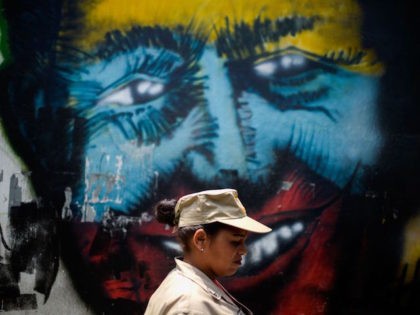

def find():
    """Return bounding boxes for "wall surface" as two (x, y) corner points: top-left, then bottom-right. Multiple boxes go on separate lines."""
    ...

(0, 0), (419, 314)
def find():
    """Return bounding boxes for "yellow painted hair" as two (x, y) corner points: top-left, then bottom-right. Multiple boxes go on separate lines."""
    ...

(71, 0), (383, 75)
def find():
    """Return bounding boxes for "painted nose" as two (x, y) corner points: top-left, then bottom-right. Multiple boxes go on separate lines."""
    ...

(200, 48), (248, 179)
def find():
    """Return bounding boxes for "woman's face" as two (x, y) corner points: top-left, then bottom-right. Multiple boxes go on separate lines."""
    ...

(202, 227), (248, 278)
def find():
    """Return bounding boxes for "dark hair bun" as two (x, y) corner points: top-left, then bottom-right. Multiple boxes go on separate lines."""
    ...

(154, 199), (177, 226)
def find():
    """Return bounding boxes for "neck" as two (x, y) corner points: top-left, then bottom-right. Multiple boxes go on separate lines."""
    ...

(184, 253), (216, 280)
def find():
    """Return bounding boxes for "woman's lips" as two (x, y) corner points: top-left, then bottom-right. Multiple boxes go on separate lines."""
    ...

(234, 258), (243, 265)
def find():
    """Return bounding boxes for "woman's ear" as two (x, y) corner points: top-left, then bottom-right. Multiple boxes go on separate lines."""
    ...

(192, 229), (207, 252)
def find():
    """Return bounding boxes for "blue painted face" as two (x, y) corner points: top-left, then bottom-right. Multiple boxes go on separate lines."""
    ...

(0, 3), (391, 313)
(61, 26), (382, 219)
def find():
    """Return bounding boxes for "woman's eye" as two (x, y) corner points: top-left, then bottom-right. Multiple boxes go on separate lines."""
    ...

(98, 78), (166, 107)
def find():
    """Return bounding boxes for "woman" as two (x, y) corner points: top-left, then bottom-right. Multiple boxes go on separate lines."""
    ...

(144, 188), (271, 315)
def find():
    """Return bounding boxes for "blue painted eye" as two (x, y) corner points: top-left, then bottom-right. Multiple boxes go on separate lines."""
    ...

(254, 54), (307, 78)
(98, 78), (166, 107)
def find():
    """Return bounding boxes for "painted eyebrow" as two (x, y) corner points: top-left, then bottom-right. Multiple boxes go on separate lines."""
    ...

(95, 25), (207, 63)
(214, 15), (320, 60)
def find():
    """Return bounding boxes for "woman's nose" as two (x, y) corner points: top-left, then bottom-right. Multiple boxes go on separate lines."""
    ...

(239, 243), (248, 256)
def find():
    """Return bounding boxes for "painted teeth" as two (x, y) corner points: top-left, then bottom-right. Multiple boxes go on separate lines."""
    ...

(291, 222), (304, 233)
(243, 221), (305, 266)
(162, 221), (305, 268)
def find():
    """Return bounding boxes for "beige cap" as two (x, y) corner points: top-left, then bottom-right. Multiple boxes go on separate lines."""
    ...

(175, 189), (271, 234)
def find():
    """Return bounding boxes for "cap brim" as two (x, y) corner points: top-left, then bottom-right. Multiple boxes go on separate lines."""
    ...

(217, 216), (272, 234)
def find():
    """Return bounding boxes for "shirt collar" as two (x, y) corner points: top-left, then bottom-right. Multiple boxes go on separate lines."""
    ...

(174, 258), (253, 314)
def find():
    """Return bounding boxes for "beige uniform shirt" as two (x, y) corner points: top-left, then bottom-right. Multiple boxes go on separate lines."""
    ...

(144, 258), (253, 315)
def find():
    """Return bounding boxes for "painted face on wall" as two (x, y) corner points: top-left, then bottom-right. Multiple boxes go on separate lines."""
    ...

(64, 0), (383, 216)
(2, 0), (385, 313)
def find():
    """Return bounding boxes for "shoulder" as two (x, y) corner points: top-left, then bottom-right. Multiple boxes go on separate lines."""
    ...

(145, 269), (221, 315)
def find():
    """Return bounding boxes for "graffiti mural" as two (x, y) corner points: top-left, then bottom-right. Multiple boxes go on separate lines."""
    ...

(0, 0), (419, 314)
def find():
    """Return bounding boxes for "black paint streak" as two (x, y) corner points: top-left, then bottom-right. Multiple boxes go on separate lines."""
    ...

(216, 15), (320, 59)
(7, 202), (59, 303)
(0, 223), (11, 252)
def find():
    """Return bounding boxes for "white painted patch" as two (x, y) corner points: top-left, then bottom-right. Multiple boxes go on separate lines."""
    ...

(280, 180), (294, 191)
(278, 226), (293, 239)
(280, 55), (293, 68)
(148, 83), (164, 95)
(61, 187), (73, 219)
(99, 87), (133, 106)
(136, 81), (152, 94)
(292, 221), (304, 233)
(254, 61), (276, 76)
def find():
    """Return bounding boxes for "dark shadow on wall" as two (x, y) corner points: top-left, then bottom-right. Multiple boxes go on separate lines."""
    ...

(329, 0), (420, 314)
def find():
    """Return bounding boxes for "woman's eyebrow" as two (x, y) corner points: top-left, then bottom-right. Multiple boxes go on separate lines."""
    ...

(214, 15), (320, 60)
(232, 232), (248, 238)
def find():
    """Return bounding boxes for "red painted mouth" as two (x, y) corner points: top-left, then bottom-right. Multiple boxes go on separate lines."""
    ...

(67, 160), (343, 311)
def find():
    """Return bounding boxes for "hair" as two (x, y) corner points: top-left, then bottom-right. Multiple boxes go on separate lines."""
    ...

(153, 198), (226, 252)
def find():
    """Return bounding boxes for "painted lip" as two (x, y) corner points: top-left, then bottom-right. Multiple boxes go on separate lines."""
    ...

(153, 169), (343, 291)
(81, 161), (343, 303)
(157, 196), (339, 289)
